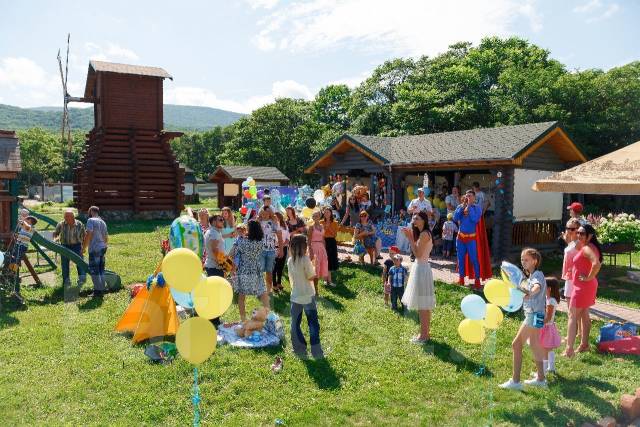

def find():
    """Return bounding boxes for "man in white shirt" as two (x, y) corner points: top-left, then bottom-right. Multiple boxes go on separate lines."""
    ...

(407, 188), (433, 215)
(473, 181), (490, 214)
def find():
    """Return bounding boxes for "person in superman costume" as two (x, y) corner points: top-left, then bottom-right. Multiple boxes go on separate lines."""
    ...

(453, 190), (492, 290)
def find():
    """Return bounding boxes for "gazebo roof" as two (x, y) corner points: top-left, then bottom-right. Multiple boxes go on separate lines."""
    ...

(533, 140), (640, 195)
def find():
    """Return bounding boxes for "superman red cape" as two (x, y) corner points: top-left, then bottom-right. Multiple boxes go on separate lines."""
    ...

(463, 215), (492, 280)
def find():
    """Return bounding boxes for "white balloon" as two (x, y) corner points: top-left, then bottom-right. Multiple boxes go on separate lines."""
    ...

(313, 189), (325, 203)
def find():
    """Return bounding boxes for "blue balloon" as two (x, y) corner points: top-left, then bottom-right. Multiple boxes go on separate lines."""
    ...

(501, 261), (523, 288)
(170, 287), (194, 308)
(502, 288), (525, 312)
(460, 294), (487, 320)
(423, 187), (430, 197)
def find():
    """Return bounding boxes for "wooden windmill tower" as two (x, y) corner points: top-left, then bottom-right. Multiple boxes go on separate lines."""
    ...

(71, 60), (185, 219)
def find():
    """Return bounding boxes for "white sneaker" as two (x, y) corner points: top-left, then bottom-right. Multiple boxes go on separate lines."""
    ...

(327, 282), (336, 288)
(524, 378), (548, 388)
(499, 379), (523, 391)
(410, 336), (428, 344)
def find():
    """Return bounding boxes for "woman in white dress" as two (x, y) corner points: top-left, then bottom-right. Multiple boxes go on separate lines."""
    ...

(401, 211), (435, 343)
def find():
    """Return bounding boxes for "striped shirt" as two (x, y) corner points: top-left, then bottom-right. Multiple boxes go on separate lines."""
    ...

(16, 225), (33, 246)
(54, 220), (86, 245)
(388, 265), (408, 288)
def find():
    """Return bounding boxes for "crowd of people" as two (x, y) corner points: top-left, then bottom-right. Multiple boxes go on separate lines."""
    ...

(192, 201), (341, 359)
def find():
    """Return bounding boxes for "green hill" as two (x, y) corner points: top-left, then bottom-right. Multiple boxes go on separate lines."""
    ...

(0, 104), (244, 131)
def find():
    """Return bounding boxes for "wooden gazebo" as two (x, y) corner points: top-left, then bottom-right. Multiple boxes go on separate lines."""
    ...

(209, 165), (290, 210)
(74, 61), (184, 219)
(306, 122), (587, 260)
(0, 130), (21, 245)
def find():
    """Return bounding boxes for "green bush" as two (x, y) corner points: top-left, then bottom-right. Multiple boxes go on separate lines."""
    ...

(596, 213), (640, 248)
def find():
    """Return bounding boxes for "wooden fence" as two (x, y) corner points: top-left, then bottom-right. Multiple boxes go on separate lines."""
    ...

(512, 220), (560, 247)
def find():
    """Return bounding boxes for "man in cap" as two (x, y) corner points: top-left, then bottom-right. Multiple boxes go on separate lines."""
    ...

(567, 202), (588, 225)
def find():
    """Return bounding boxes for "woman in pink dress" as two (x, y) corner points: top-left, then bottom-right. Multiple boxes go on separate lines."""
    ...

(308, 210), (329, 294)
(564, 224), (602, 357)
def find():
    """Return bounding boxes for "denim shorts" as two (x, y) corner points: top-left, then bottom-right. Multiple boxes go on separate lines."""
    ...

(261, 249), (276, 273)
(524, 311), (545, 329)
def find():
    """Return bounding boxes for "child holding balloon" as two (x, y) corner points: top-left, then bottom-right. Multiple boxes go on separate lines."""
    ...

(499, 248), (547, 391)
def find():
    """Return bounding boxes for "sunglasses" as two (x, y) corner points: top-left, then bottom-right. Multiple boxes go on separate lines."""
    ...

(577, 231), (587, 236)
(565, 227), (577, 231)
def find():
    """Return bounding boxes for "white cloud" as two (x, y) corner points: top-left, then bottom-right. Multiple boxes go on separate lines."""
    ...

(165, 79), (313, 114)
(251, 0), (543, 56)
(0, 57), (64, 107)
(85, 42), (139, 62)
(573, 0), (619, 23)
(245, 0), (279, 9)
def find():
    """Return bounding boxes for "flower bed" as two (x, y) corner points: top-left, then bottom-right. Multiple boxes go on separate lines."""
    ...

(594, 213), (640, 250)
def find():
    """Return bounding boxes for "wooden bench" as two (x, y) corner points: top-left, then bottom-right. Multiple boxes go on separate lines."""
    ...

(601, 242), (635, 268)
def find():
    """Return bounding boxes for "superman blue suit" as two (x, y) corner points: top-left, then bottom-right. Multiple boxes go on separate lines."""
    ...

(453, 203), (482, 287)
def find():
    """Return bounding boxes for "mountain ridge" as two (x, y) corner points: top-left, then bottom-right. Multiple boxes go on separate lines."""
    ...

(0, 103), (245, 131)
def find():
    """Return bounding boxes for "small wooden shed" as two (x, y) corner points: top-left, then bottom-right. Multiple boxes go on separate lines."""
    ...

(74, 60), (184, 219)
(306, 121), (587, 260)
(209, 165), (290, 209)
(0, 130), (21, 245)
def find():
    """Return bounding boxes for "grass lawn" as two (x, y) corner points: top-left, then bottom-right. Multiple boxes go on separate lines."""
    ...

(1, 217), (639, 426)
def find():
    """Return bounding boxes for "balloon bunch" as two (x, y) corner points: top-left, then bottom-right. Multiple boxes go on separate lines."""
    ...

(458, 261), (525, 344)
(162, 248), (233, 364)
(241, 176), (258, 200)
(161, 248), (234, 426)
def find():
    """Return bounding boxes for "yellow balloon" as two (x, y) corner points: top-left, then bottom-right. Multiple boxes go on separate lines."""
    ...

(458, 319), (486, 344)
(301, 207), (313, 219)
(484, 279), (511, 306)
(483, 303), (504, 329)
(176, 317), (217, 364)
(193, 276), (234, 319)
(162, 248), (203, 293)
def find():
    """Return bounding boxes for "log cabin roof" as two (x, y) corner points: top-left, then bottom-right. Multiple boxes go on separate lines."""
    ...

(84, 60), (172, 98)
(305, 121), (587, 173)
(210, 165), (290, 182)
(0, 130), (21, 173)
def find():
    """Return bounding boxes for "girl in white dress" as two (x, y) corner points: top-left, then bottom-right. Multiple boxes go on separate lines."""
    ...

(401, 211), (435, 343)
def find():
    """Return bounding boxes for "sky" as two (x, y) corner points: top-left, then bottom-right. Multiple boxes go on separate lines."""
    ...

(1, 0), (638, 113)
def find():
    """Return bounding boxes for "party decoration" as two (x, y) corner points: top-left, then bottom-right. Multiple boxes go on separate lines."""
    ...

(500, 261), (523, 288)
(247, 177), (255, 186)
(168, 215), (205, 259)
(460, 294), (487, 320)
(243, 189), (251, 199)
(502, 287), (525, 312)
(305, 197), (317, 209)
(176, 317), (217, 364)
(281, 194), (291, 207)
(301, 207), (314, 219)
(171, 287), (194, 309)
(322, 184), (331, 197)
(458, 319), (486, 344)
(249, 186), (257, 198)
(240, 206), (248, 215)
(483, 304), (504, 329)
(162, 248), (203, 293)
(193, 276), (233, 319)
(483, 279), (511, 306)
(257, 190), (265, 199)
(313, 189), (325, 204)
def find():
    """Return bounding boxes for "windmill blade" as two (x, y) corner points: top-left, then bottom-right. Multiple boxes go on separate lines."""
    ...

(64, 33), (70, 94)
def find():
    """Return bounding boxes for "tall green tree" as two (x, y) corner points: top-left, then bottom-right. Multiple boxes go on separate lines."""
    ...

(218, 99), (329, 183)
(312, 84), (352, 130)
(170, 126), (233, 179)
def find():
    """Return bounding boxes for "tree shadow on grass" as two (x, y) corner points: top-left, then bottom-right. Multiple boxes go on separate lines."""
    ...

(422, 339), (493, 377)
(0, 302), (20, 330)
(303, 357), (342, 390)
(499, 375), (618, 426)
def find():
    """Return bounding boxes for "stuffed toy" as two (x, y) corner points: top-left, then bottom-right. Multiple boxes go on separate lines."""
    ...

(235, 307), (269, 337)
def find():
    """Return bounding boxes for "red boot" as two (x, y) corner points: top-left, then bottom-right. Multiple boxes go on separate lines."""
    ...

(458, 276), (465, 286)
(473, 279), (482, 290)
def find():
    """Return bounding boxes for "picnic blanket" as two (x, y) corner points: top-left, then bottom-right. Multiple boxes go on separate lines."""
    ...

(218, 313), (285, 348)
